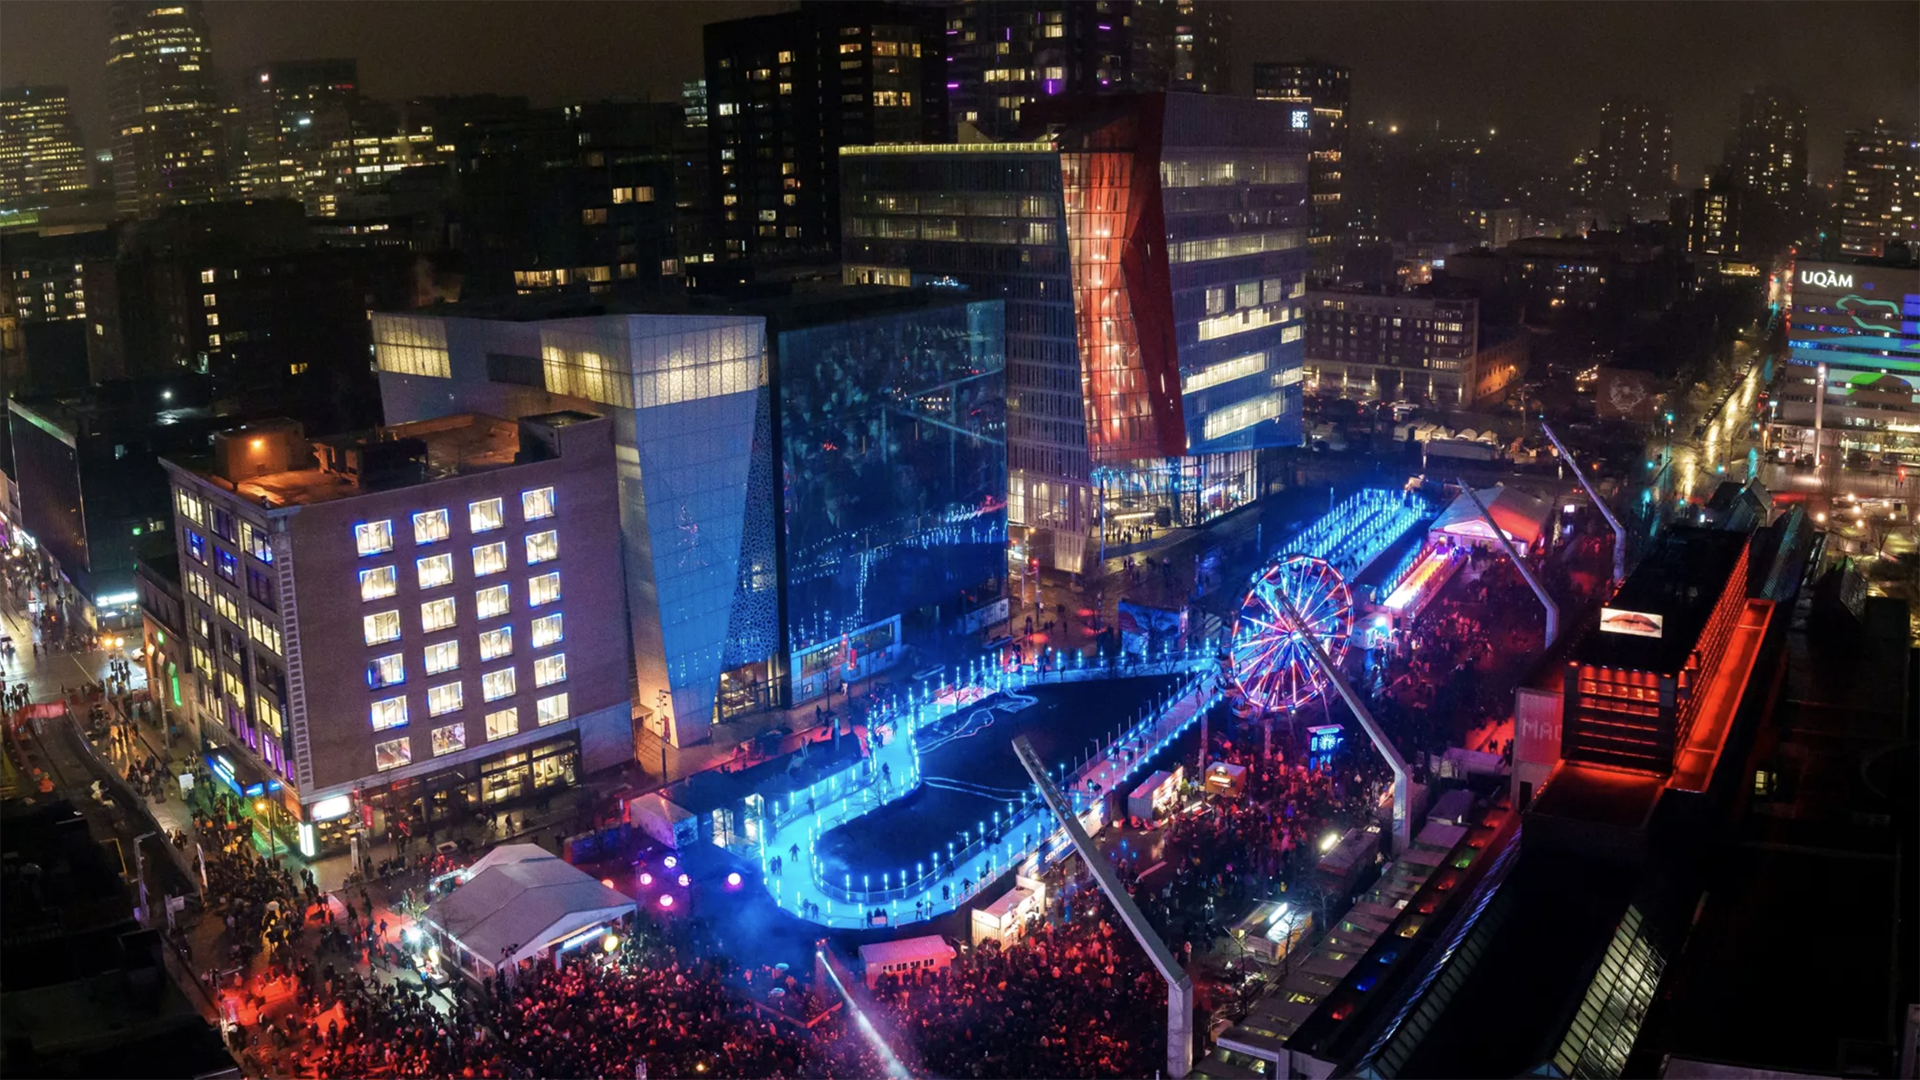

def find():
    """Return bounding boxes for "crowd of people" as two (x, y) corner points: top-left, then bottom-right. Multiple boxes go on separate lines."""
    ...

(299, 914), (884, 1080)
(869, 911), (1167, 1079)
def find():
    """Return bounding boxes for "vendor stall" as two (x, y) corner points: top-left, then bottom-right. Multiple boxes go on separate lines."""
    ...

(1204, 761), (1248, 798)
(971, 875), (1049, 948)
(1126, 766), (1184, 823)
(1230, 900), (1312, 964)
(858, 935), (957, 988)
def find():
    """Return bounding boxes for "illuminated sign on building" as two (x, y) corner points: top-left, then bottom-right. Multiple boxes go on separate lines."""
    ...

(1799, 268), (1854, 289)
(1599, 607), (1665, 638)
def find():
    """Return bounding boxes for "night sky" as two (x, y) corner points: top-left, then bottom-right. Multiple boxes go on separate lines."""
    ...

(4, 1), (1914, 180)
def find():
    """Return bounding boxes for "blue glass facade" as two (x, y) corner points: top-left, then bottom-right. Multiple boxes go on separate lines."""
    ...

(776, 298), (1008, 654)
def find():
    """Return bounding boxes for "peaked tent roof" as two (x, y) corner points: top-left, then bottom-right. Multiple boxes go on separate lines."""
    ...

(421, 844), (635, 970)
(1430, 486), (1552, 546)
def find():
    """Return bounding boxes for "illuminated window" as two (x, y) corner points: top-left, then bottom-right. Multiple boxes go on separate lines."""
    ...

(471, 541), (508, 577)
(200, 269), (216, 284)
(427, 682), (463, 716)
(469, 497), (504, 533)
(255, 694), (283, 737)
(355, 520), (393, 556)
(374, 736), (411, 770)
(355, 564), (396, 602)
(213, 593), (239, 624)
(205, 312), (219, 327)
(364, 609), (401, 645)
(413, 509), (449, 545)
(415, 552), (454, 590)
(431, 723), (466, 756)
(367, 653), (404, 689)
(529, 572), (561, 607)
(421, 596), (456, 633)
(371, 695), (408, 730)
(581, 207), (607, 225)
(536, 693), (569, 726)
(530, 612), (563, 649)
(485, 707), (519, 740)
(522, 486), (555, 520)
(476, 583), (510, 619)
(203, 293), (217, 307)
(187, 570), (211, 602)
(423, 639), (459, 676)
(533, 653), (567, 687)
(479, 626), (512, 661)
(482, 667), (517, 701)
(249, 612), (282, 655)
(525, 530), (559, 565)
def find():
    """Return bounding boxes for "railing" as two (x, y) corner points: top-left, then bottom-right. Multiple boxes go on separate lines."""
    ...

(801, 667), (1220, 911)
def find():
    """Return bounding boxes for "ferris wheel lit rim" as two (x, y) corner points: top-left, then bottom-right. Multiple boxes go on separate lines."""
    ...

(1228, 553), (1353, 713)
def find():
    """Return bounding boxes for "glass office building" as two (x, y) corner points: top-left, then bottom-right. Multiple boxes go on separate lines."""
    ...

(776, 297), (1007, 667)
(841, 93), (1309, 571)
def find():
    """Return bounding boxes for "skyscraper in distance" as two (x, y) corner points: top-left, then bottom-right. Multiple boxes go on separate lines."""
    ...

(1726, 86), (1807, 201)
(944, 0), (1229, 142)
(1178, 1), (1232, 93)
(1253, 60), (1350, 273)
(237, 59), (363, 200)
(703, 1), (946, 263)
(1592, 96), (1673, 220)
(0, 86), (92, 211)
(106, 0), (226, 215)
(1838, 121), (1919, 259)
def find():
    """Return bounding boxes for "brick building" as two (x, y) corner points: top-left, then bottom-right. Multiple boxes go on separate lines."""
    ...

(161, 411), (628, 855)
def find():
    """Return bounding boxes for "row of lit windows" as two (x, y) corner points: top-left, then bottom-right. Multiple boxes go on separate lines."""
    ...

(365, 614), (562, 689)
(355, 489), (554, 556)
(357, 533), (556, 600)
(371, 655), (566, 729)
(372, 694), (569, 771)
(362, 575), (559, 645)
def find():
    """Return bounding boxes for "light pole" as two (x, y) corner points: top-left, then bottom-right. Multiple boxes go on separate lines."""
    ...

(255, 797), (279, 863)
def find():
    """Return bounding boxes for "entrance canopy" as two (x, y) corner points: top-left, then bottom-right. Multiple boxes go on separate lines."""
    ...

(421, 844), (634, 974)
(1430, 486), (1551, 548)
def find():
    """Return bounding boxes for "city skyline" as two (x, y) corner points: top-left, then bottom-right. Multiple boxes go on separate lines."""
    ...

(2, 1), (1915, 181)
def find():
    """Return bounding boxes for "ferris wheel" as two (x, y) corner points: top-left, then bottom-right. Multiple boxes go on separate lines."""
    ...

(1228, 554), (1354, 713)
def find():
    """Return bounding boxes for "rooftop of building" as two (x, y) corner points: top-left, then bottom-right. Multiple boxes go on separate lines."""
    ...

(1627, 596), (1914, 1077)
(6, 377), (217, 439)
(169, 411), (602, 510)
(1570, 526), (1749, 675)
(407, 280), (984, 329)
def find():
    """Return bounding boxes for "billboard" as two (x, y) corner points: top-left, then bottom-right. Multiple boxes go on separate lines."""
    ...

(1513, 686), (1563, 767)
(1599, 607), (1665, 638)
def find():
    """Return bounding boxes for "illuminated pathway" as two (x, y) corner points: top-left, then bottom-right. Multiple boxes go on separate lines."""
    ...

(755, 664), (1219, 928)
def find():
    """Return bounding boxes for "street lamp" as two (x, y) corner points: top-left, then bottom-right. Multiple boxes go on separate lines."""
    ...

(254, 798), (279, 862)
